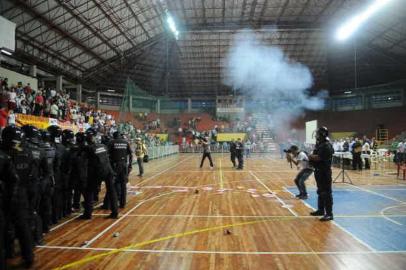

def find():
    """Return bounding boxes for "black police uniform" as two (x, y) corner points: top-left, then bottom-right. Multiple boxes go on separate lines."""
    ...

(230, 141), (237, 167)
(235, 141), (244, 169)
(61, 140), (74, 215)
(0, 149), (22, 269)
(82, 143), (118, 219)
(22, 136), (49, 244)
(312, 139), (334, 218)
(50, 141), (66, 222)
(1, 144), (34, 267)
(38, 139), (56, 232)
(108, 138), (132, 208)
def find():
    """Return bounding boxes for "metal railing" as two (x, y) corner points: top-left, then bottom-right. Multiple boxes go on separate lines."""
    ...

(145, 145), (179, 160)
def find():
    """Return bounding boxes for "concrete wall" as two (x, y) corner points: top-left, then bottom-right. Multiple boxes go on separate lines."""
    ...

(0, 66), (38, 90)
(293, 105), (406, 139)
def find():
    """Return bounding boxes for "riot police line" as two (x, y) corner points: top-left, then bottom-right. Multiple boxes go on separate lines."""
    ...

(0, 124), (137, 269)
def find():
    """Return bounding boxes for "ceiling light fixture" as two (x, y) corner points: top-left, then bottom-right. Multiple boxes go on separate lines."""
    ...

(336, 0), (394, 41)
(166, 12), (179, 40)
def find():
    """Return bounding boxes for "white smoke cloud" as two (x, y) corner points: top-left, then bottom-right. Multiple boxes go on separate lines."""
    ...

(223, 31), (327, 140)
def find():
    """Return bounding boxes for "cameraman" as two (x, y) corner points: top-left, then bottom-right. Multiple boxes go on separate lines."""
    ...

(286, 145), (313, 200)
(308, 127), (335, 222)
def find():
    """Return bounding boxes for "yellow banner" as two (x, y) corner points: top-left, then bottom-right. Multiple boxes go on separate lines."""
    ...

(217, 133), (246, 142)
(155, 134), (168, 141)
(330, 132), (356, 140)
(15, 114), (78, 132)
(16, 114), (49, 129)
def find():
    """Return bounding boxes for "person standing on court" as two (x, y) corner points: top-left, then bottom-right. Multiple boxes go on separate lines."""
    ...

(230, 139), (237, 168)
(108, 131), (133, 208)
(308, 126), (335, 221)
(235, 138), (244, 170)
(199, 136), (214, 169)
(135, 137), (147, 177)
(80, 128), (118, 219)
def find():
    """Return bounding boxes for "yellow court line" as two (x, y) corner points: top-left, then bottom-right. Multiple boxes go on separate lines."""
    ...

(219, 158), (224, 189)
(54, 218), (276, 270)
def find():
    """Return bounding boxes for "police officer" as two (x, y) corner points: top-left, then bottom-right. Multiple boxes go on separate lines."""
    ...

(21, 125), (49, 245)
(107, 131), (132, 208)
(1, 138), (24, 269)
(61, 129), (75, 215)
(38, 130), (56, 232)
(235, 138), (244, 170)
(72, 132), (86, 211)
(309, 126), (335, 221)
(80, 128), (118, 219)
(1, 126), (34, 268)
(230, 139), (237, 168)
(47, 125), (66, 222)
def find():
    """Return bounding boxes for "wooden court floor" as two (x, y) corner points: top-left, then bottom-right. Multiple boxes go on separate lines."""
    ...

(13, 153), (406, 269)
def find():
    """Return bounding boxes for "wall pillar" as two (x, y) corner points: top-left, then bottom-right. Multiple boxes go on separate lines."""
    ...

(76, 84), (82, 103)
(96, 92), (100, 109)
(187, 98), (192, 113)
(29, 65), (37, 77)
(56, 75), (63, 92)
(156, 99), (161, 113)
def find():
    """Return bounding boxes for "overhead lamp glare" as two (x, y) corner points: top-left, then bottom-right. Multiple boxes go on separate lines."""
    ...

(336, 0), (394, 41)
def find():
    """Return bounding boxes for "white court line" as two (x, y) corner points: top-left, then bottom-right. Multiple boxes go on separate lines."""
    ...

(88, 213), (406, 219)
(83, 191), (174, 248)
(249, 171), (298, 217)
(50, 202), (103, 232)
(287, 189), (377, 252)
(380, 205), (405, 226)
(137, 156), (193, 186)
(82, 157), (191, 247)
(345, 183), (405, 203)
(36, 245), (406, 255)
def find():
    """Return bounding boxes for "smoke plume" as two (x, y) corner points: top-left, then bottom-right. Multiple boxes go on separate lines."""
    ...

(223, 31), (327, 140)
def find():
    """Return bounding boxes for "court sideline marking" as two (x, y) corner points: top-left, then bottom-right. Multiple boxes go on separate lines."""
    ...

(54, 218), (272, 269)
(283, 187), (376, 252)
(47, 157), (188, 234)
(38, 245), (406, 255)
(137, 155), (193, 186)
(249, 171), (298, 217)
(82, 157), (191, 248)
(344, 183), (405, 203)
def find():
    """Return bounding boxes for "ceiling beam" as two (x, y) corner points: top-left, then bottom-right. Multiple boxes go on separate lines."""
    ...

(122, 0), (151, 39)
(275, 0), (290, 25)
(56, 0), (121, 56)
(90, 0), (136, 47)
(12, 0), (105, 63)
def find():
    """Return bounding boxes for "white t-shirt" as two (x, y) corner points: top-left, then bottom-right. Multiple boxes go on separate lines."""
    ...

(362, 142), (370, 152)
(398, 142), (405, 153)
(297, 151), (310, 169)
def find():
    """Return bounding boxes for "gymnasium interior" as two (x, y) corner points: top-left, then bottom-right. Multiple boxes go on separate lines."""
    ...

(1, 0), (406, 269)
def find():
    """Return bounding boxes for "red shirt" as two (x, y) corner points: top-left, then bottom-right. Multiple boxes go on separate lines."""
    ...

(0, 108), (7, 128)
(35, 95), (44, 104)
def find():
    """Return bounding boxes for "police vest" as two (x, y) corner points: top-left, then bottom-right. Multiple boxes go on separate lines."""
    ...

(109, 139), (129, 162)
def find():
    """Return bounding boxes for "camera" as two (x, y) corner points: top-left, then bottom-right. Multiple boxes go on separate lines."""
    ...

(283, 149), (292, 153)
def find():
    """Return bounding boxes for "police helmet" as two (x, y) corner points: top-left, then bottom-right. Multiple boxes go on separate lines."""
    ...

(75, 132), (86, 144)
(85, 128), (97, 143)
(47, 125), (62, 140)
(1, 126), (24, 146)
(113, 131), (121, 139)
(62, 129), (74, 144)
(21, 125), (40, 141)
(316, 126), (329, 140)
(101, 135), (111, 145)
(40, 130), (52, 142)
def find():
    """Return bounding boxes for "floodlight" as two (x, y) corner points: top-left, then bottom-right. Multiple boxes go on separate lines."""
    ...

(336, 0), (394, 41)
